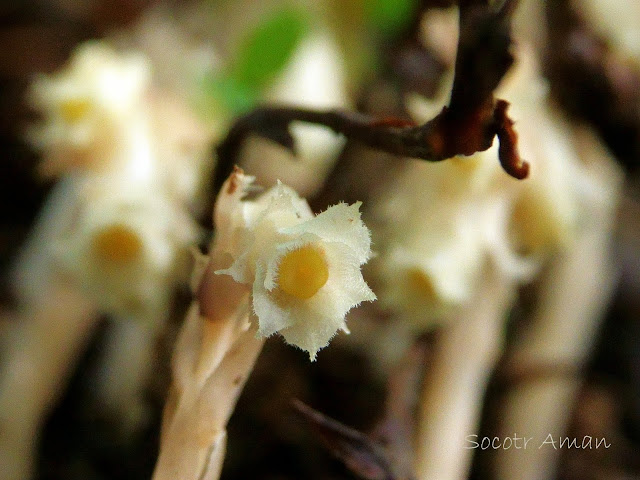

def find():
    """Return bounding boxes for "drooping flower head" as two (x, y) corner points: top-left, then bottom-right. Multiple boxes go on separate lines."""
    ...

(212, 169), (376, 360)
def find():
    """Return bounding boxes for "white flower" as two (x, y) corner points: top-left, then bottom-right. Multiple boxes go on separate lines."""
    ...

(213, 170), (375, 360)
(54, 177), (199, 321)
(27, 42), (150, 174)
(371, 150), (529, 326)
(21, 40), (210, 324)
(27, 40), (214, 207)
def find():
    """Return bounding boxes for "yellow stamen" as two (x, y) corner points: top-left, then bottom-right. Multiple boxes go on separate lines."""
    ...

(60, 98), (91, 123)
(277, 245), (329, 299)
(92, 224), (143, 265)
(406, 268), (436, 301)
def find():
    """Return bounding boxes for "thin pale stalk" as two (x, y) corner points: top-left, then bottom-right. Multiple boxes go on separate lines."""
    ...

(492, 130), (623, 480)
(0, 285), (98, 480)
(90, 317), (161, 433)
(413, 266), (516, 480)
(153, 258), (264, 480)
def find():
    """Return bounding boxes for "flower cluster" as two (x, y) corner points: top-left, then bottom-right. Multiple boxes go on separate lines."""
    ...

(371, 150), (525, 326)
(23, 42), (206, 321)
(211, 170), (376, 360)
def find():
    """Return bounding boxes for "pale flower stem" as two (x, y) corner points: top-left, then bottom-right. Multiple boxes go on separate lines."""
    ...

(153, 259), (264, 480)
(493, 223), (617, 480)
(153, 313), (264, 480)
(413, 267), (516, 480)
(91, 317), (161, 431)
(0, 284), (98, 480)
(492, 139), (622, 480)
(154, 168), (375, 478)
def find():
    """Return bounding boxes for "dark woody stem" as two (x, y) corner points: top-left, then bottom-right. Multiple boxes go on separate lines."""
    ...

(214, 0), (528, 194)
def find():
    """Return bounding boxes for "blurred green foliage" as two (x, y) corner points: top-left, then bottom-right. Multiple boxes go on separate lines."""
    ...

(204, 0), (420, 115)
(230, 7), (308, 91)
(205, 75), (258, 115)
(206, 6), (309, 114)
(364, 0), (418, 37)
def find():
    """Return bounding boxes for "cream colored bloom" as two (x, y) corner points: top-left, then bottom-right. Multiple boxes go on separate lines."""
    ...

(214, 171), (375, 360)
(21, 40), (208, 323)
(54, 178), (199, 321)
(27, 42), (150, 174)
(371, 149), (532, 326)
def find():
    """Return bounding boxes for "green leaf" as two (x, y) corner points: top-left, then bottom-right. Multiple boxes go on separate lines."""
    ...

(364, 0), (418, 37)
(230, 7), (309, 91)
(203, 74), (258, 115)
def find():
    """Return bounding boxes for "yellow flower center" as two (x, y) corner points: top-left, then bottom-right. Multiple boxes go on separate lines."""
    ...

(277, 245), (329, 299)
(406, 268), (436, 301)
(92, 224), (143, 265)
(60, 98), (91, 123)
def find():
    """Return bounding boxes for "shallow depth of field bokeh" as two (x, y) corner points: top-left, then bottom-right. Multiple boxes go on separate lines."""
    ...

(0, 1), (639, 480)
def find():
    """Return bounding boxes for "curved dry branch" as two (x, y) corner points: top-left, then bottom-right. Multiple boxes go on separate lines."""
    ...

(214, 0), (528, 194)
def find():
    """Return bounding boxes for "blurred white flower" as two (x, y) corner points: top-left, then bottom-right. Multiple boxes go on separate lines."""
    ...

(54, 177), (199, 322)
(372, 46), (587, 328)
(20, 40), (212, 323)
(213, 170), (375, 360)
(371, 150), (527, 326)
(27, 42), (151, 175)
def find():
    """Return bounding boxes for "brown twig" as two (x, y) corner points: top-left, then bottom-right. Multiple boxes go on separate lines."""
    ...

(214, 0), (528, 194)
(291, 399), (403, 480)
